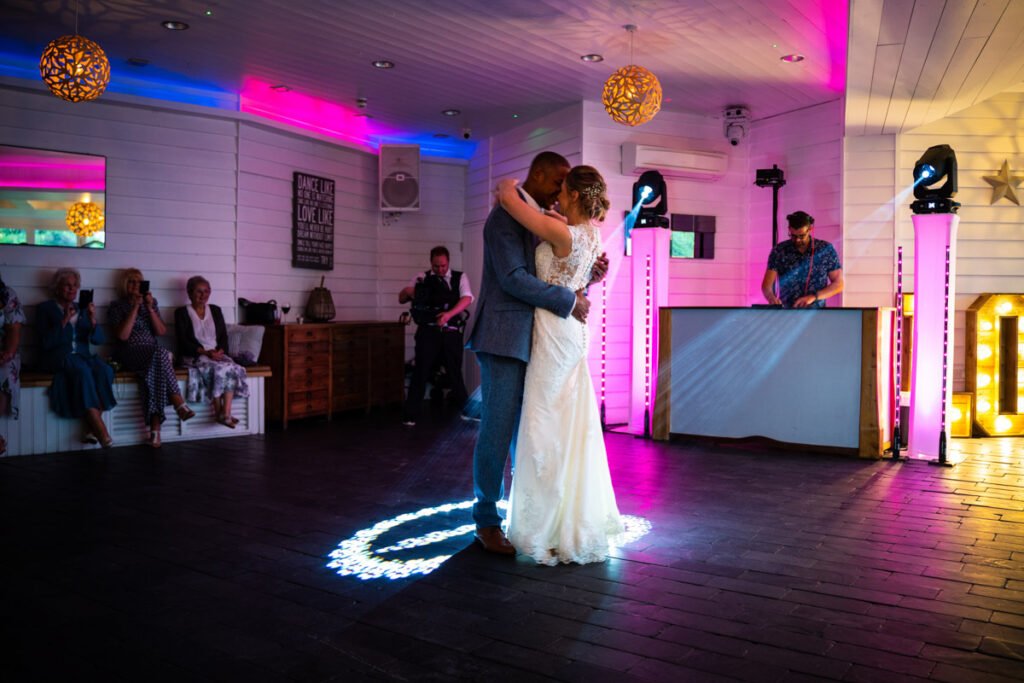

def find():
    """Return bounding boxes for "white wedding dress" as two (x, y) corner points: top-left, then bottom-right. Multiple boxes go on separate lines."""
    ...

(507, 223), (624, 565)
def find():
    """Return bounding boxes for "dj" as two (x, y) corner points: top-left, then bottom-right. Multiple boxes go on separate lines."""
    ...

(761, 211), (843, 308)
(398, 246), (473, 426)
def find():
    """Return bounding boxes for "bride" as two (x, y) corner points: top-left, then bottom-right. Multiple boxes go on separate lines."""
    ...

(495, 165), (624, 565)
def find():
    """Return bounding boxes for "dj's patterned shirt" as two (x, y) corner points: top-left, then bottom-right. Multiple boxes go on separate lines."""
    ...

(767, 238), (841, 308)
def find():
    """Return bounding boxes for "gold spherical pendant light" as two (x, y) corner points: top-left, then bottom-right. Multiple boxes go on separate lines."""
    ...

(602, 25), (662, 127)
(603, 65), (662, 126)
(40, 34), (110, 102)
(39, 2), (110, 103)
(66, 202), (105, 237)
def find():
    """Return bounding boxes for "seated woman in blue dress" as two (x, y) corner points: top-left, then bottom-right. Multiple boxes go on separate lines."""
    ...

(37, 267), (116, 448)
(109, 268), (195, 449)
(0, 272), (26, 456)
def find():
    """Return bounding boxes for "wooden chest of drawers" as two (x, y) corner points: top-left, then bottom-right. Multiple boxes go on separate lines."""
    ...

(261, 323), (333, 428)
(332, 322), (405, 413)
(261, 322), (405, 427)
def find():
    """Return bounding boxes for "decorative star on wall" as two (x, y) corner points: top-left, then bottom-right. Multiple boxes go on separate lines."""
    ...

(982, 160), (1024, 205)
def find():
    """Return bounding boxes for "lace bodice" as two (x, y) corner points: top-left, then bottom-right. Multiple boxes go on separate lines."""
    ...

(535, 224), (602, 290)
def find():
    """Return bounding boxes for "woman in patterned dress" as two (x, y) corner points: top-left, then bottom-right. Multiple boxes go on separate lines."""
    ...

(0, 272), (26, 456)
(174, 275), (248, 428)
(109, 268), (194, 449)
(37, 267), (116, 448)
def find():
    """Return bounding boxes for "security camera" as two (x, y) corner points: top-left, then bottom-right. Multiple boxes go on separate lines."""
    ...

(722, 105), (750, 146)
(461, 127), (472, 140)
(726, 123), (745, 146)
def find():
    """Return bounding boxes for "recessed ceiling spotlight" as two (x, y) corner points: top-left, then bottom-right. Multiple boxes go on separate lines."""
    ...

(581, 54), (604, 63)
(270, 84), (291, 92)
(780, 54), (805, 63)
(441, 109), (461, 117)
(512, 113), (519, 119)
(204, 9), (214, 16)
(372, 60), (395, 69)
(161, 20), (190, 31)
(126, 57), (149, 67)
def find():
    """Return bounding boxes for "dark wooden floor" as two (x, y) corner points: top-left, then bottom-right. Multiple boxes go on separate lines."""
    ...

(2, 405), (1023, 682)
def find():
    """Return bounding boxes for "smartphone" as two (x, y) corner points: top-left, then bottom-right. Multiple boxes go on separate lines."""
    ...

(78, 289), (93, 307)
(139, 280), (150, 295)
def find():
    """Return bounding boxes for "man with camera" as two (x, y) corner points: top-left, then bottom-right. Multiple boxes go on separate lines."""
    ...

(399, 246), (473, 426)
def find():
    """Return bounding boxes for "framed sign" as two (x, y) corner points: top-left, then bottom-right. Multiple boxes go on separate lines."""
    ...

(293, 172), (335, 270)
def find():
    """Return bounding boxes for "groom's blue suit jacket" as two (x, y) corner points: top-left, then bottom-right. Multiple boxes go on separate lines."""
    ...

(467, 203), (576, 364)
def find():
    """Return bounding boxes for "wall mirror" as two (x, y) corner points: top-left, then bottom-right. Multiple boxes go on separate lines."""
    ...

(0, 145), (107, 248)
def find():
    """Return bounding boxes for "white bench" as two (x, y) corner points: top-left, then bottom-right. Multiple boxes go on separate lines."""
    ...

(1, 366), (270, 457)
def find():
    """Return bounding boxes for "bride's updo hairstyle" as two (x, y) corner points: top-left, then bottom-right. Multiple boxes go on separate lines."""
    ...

(566, 165), (610, 222)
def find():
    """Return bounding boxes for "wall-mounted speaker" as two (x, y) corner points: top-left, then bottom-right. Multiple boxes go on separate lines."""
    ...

(379, 144), (420, 211)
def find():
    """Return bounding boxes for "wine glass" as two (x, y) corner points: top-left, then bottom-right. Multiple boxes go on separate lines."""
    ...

(281, 302), (292, 324)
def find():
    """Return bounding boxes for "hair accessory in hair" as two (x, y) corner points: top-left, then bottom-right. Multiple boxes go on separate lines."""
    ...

(582, 184), (603, 199)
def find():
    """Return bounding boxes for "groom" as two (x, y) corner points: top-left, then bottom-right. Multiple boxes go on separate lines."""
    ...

(467, 151), (604, 554)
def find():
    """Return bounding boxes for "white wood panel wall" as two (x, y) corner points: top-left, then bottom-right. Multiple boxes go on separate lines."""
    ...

(0, 85), (466, 374)
(0, 87), (239, 367)
(898, 91), (1024, 388)
(461, 103), (584, 390)
(842, 133), (897, 308)
(747, 99), (845, 305)
(235, 120), (467, 358)
(844, 90), (1024, 389)
(581, 100), (750, 425)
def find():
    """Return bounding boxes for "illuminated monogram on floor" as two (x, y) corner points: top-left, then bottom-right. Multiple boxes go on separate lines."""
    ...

(966, 294), (1024, 436)
(326, 500), (652, 580)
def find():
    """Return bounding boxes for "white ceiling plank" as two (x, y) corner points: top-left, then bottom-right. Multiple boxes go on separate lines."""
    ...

(846, 0), (887, 135)
(897, 0), (979, 133)
(882, 0), (952, 134)
(0, 0), (1020, 140)
(864, 43), (905, 132)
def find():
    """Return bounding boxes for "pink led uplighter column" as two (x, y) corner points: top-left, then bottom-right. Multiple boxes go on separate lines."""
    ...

(629, 228), (670, 435)
(907, 213), (960, 459)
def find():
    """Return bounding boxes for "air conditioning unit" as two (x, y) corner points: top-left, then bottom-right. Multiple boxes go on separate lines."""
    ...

(380, 144), (420, 211)
(621, 143), (727, 181)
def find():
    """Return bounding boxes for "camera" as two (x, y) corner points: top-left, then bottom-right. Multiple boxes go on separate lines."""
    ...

(722, 106), (750, 146)
(139, 280), (150, 295)
(461, 127), (471, 140)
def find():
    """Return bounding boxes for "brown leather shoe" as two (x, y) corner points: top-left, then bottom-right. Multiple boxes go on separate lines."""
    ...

(475, 526), (515, 555)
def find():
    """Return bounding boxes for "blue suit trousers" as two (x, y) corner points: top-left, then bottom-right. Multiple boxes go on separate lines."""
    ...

(472, 351), (527, 529)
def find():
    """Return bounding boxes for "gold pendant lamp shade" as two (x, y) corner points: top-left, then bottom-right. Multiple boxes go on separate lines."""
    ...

(66, 201), (105, 237)
(603, 64), (662, 127)
(40, 34), (110, 103)
(602, 24), (662, 127)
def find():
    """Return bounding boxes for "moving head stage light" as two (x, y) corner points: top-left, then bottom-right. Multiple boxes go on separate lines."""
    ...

(912, 144), (959, 214)
(633, 169), (668, 228)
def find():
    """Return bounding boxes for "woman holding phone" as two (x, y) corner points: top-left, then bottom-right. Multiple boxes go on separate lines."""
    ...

(37, 267), (116, 448)
(109, 268), (194, 448)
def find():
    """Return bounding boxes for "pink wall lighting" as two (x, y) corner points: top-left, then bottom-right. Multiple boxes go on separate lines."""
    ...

(240, 78), (376, 152)
(630, 228), (670, 436)
(907, 213), (959, 459)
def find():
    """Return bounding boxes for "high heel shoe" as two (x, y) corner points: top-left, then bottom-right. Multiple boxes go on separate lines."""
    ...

(175, 404), (196, 422)
(148, 431), (161, 449)
(99, 435), (114, 449)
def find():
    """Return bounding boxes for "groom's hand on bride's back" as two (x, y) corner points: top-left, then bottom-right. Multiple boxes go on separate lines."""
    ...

(589, 252), (609, 285)
(571, 289), (591, 323)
